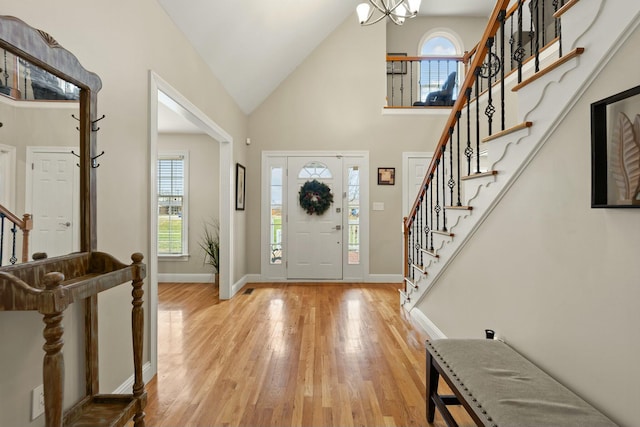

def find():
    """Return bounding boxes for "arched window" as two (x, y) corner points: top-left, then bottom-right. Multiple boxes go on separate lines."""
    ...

(418, 30), (463, 105)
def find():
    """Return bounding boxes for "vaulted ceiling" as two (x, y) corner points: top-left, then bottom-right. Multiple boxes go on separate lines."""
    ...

(156, 0), (496, 115)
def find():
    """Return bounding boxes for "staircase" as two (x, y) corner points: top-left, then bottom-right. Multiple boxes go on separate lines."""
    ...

(401, 0), (640, 317)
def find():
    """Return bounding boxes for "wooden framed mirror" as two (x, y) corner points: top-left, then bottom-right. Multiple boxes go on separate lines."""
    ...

(0, 16), (147, 427)
(0, 15), (102, 261)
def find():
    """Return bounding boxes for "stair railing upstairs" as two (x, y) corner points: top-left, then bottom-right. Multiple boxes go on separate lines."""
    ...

(386, 55), (465, 108)
(402, 0), (576, 301)
(0, 204), (32, 266)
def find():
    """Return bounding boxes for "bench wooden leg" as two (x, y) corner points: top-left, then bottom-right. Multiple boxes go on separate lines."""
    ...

(426, 349), (439, 423)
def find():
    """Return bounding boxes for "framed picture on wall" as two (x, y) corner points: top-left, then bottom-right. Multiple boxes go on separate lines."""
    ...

(236, 163), (246, 210)
(591, 84), (640, 208)
(378, 167), (395, 185)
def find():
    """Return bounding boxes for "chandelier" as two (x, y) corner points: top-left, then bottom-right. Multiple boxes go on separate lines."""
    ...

(356, 0), (422, 26)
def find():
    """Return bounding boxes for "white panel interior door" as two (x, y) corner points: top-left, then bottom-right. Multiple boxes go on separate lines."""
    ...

(405, 155), (432, 216)
(287, 156), (342, 280)
(29, 150), (78, 258)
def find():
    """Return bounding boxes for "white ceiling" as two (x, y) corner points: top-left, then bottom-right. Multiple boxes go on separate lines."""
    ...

(156, 0), (496, 116)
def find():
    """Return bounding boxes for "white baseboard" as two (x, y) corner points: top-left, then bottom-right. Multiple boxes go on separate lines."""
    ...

(241, 273), (403, 283)
(231, 275), (249, 296)
(410, 308), (447, 340)
(157, 273), (214, 283)
(113, 362), (154, 394)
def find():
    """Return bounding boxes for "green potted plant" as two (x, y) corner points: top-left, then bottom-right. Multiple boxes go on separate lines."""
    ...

(199, 218), (220, 286)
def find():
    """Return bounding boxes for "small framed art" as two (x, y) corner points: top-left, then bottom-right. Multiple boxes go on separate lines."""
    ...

(378, 167), (395, 185)
(236, 163), (246, 210)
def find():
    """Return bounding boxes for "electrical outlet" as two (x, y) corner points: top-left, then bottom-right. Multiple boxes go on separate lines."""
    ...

(31, 384), (44, 420)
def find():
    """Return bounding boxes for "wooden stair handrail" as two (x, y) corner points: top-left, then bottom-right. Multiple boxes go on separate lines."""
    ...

(405, 0), (511, 230)
(0, 203), (33, 263)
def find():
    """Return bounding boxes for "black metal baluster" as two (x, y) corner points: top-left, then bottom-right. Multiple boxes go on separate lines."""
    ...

(541, 0), (546, 46)
(455, 111), (462, 206)
(515, 0), (525, 83)
(417, 203), (422, 268)
(500, 9), (506, 131)
(400, 63), (405, 106)
(475, 67), (481, 174)
(411, 216), (420, 279)
(447, 126), (455, 212)
(0, 215), (4, 266)
(509, 14), (515, 72)
(3, 50), (8, 87)
(555, 0), (563, 57)
(10, 223), (17, 265)
(434, 163), (441, 234)
(390, 61), (396, 106)
(410, 60), (414, 105)
(424, 183), (430, 259)
(485, 38), (495, 136)
(429, 177), (434, 251)
(23, 62), (28, 99)
(534, 0), (540, 73)
(408, 226), (413, 281)
(465, 87), (472, 175)
(441, 145), (447, 231)
(530, 0), (534, 57)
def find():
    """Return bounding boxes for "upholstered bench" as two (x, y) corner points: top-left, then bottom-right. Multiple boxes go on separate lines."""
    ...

(426, 339), (618, 427)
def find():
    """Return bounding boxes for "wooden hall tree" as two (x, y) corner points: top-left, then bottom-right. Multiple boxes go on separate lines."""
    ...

(0, 15), (147, 427)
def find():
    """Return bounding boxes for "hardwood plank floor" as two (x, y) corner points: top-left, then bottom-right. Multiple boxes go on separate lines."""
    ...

(143, 282), (474, 427)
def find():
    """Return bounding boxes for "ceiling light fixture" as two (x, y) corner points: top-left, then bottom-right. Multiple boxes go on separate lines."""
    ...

(356, 0), (422, 26)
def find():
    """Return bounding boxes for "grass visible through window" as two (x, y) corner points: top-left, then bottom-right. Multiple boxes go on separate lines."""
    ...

(158, 215), (182, 254)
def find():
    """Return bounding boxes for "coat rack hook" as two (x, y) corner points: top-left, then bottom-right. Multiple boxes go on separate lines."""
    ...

(70, 149), (80, 167)
(91, 151), (105, 168)
(91, 114), (106, 132)
(71, 113), (80, 131)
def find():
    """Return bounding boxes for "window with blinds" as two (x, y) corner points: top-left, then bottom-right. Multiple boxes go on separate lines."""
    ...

(158, 153), (188, 256)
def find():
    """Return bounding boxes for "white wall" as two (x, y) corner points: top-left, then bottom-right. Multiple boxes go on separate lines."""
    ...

(0, 1), (248, 425)
(158, 133), (220, 277)
(247, 15), (485, 276)
(416, 21), (640, 427)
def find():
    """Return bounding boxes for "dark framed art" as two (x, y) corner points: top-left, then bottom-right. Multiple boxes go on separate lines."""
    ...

(591, 84), (640, 208)
(378, 167), (395, 185)
(235, 163), (246, 210)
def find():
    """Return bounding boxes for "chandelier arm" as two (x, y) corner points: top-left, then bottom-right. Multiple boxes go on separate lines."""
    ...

(369, 0), (390, 15)
(391, 1), (417, 18)
(389, 14), (403, 25)
(360, 11), (390, 26)
(358, 0), (418, 25)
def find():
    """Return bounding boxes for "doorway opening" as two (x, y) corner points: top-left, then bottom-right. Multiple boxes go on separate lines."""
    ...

(148, 71), (234, 383)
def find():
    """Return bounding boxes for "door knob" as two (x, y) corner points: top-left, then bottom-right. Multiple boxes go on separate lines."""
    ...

(332, 225), (342, 230)
(60, 222), (71, 227)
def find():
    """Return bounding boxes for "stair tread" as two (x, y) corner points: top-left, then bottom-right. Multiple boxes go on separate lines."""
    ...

(461, 170), (498, 181)
(512, 48), (585, 92)
(445, 205), (473, 210)
(418, 247), (439, 258)
(411, 263), (427, 274)
(432, 230), (454, 237)
(554, 0), (580, 18)
(482, 122), (533, 143)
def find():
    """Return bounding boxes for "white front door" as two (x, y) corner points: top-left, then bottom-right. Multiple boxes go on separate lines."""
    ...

(287, 156), (343, 280)
(27, 149), (79, 259)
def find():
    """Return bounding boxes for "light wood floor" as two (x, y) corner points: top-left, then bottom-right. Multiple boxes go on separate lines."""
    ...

(143, 282), (474, 427)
